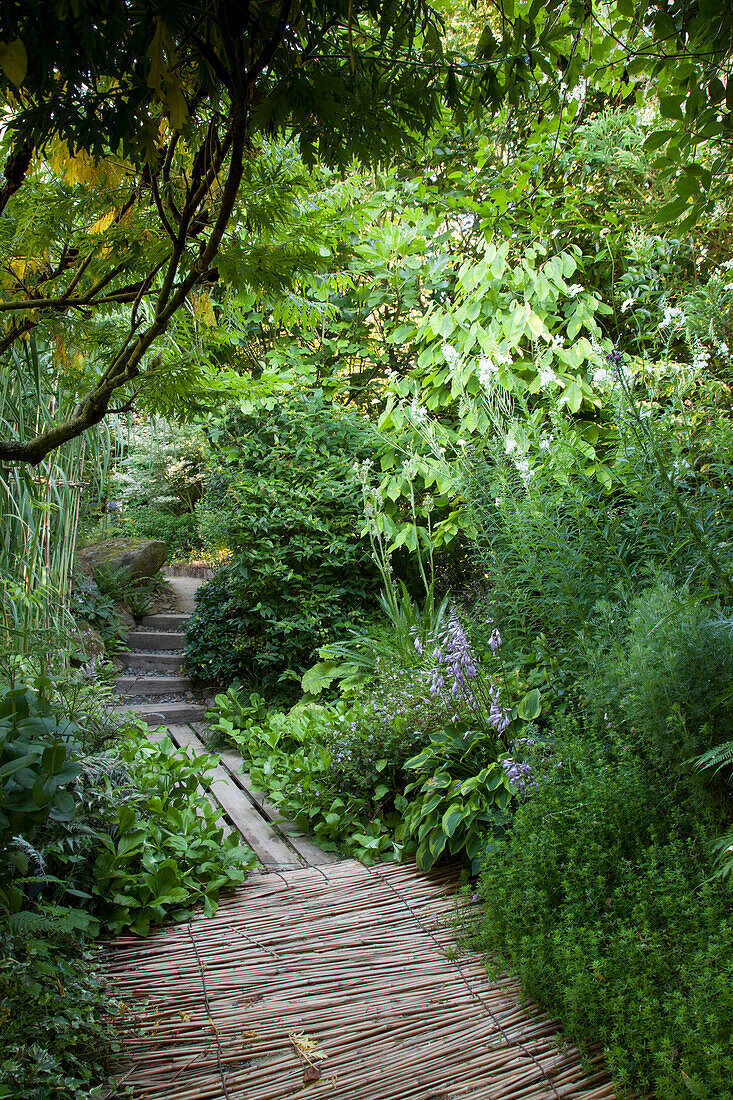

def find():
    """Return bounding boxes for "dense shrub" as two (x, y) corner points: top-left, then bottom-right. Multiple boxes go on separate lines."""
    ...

(185, 394), (380, 698)
(0, 931), (118, 1100)
(474, 716), (733, 1099)
(585, 582), (733, 771)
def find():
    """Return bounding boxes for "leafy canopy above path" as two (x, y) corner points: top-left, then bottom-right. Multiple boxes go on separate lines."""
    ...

(0, 0), (731, 464)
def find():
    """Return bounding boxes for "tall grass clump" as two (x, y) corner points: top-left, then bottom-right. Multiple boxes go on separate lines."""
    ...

(0, 339), (114, 656)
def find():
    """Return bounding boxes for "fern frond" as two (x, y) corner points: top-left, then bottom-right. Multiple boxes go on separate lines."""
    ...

(692, 740), (733, 775)
(3, 909), (71, 939)
(710, 827), (733, 882)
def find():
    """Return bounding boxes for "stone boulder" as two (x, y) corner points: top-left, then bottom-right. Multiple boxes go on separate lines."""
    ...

(70, 619), (106, 662)
(76, 538), (167, 581)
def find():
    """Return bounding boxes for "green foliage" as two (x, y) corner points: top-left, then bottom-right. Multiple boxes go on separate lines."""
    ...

(463, 448), (633, 705)
(0, 685), (80, 912)
(0, 337), (113, 648)
(70, 577), (126, 652)
(399, 724), (516, 872)
(474, 716), (733, 1099)
(0, 931), (118, 1100)
(210, 602), (525, 870)
(586, 582), (733, 770)
(110, 419), (208, 514)
(370, 240), (613, 553)
(88, 731), (255, 936)
(185, 394), (380, 697)
(113, 506), (201, 563)
(219, 699), (405, 864)
(0, 0), (452, 465)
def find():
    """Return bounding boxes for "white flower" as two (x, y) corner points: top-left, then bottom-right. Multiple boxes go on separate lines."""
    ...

(442, 343), (459, 364)
(409, 397), (427, 422)
(477, 356), (499, 386)
(720, 341), (729, 356)
(514, 457), (534, 481)
(504, 436), (517, 454)
(593, 367), (611, 386)
(566, 283), (584, 297)
(692, 346), (710, 371)
(620, 297), (634, 314)
(539, 438), (551, 451)
(659, 304), (685, 329)
(539, 365), (558, 387)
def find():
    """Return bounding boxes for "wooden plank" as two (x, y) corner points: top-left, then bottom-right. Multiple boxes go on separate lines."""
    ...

(165, 725), (303, 869)
(218, 747), (341, 865)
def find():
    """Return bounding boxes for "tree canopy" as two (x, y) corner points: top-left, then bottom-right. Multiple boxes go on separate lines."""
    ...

(1, 0), (732, 463)
(0, 0), (445, 463)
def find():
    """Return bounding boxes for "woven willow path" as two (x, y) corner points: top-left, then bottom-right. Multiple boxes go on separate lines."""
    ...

(105, 860), (616, 1100)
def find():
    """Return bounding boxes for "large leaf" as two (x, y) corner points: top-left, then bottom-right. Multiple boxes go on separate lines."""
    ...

(442, 802), (468, 838)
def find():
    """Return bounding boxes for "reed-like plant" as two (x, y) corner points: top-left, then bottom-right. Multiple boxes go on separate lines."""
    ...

(0, 339), (115, 660)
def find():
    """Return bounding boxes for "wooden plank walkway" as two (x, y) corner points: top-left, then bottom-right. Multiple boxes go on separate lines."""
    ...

(104, 861), (615, 1100)
(114, 573), (339, 872)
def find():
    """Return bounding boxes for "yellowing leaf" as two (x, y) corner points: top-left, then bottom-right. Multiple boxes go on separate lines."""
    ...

(90, 208), (116, 234)
(146, 20), (167, 93)
(0, 39), (27, 88)
(165, 80), (188, 129)
(192, 290), (217, 326)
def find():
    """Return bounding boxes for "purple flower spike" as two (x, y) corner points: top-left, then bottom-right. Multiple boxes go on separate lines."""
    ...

(489, 628), (502, 655)
(501, 757), (536, 797)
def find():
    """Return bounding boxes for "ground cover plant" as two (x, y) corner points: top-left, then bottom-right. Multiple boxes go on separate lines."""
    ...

(472, 713), (733, 1099)
(0, 663), (256, 1099)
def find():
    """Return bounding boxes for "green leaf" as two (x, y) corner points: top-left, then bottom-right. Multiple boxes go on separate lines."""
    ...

(0, 38), (27, 87)
(676, 170), (700, 200)
(0, 751), (38, 778)
(301, 660), (342, 695)
(656, 195), (689, 223)
(561, 380), (583, 413)
(428, 828), (448, 861)
(442, 802), (468, 838)
(117, 828), (147, 857)
(659, 95), (684, 120)
(517, 688), (542, 721)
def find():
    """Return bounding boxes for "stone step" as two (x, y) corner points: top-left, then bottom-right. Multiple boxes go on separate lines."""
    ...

(114, 701), (208, 724)
(126, 630), (185, 651)
(115, 675), (192, 696)
(140, 612), (190, 630)
(116, 652), (186, 672)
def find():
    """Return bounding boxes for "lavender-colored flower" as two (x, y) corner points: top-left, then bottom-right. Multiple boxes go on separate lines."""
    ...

(487, 687), (511, 735)
(501, 757), (535, 797)
(488, 628), (502, 655)
(428, 609), (479, 699)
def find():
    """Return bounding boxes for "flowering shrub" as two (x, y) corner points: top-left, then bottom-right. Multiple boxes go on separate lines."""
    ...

(210, 602), (537, 869)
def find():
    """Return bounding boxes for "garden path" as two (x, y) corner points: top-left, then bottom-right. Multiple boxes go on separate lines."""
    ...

(105, 576), (616, 1100)
(113, 573), (337, 870)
